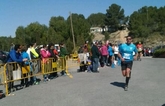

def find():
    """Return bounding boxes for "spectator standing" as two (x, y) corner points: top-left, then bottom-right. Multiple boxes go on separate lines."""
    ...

(26, 43), (39, 85)
(40, 44), (51, 82)
(148, 48), (151, 56)
(59, 43), (69, 76)
(100, 42), (108, 66)
(21, 45), (30, 87)
(30, 43), (39, 59)
(48, 43), (59, 78)
(91, 41), (100, 73)
(83, 41), (90, 64)
(114, 44), (119, 65)
(107, 43), (114, 67)
(7, 44), (27, 93)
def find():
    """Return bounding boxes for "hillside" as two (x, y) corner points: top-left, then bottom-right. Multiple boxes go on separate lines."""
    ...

(93, 29), (129, 44)
(93, 30), (165, 47)
(109, 30), (129, 44)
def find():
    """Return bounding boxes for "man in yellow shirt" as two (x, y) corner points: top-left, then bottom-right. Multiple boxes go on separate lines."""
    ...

(27, 43), (40, 85)
(30, 43), (39, 59)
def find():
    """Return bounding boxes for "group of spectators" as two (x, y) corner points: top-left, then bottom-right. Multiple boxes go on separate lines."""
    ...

(79, 40), (121, 73)
(6, 42), (68, 94)
(142, 47), (153, 56)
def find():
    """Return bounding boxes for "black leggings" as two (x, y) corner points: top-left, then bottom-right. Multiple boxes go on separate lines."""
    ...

(114, 54), (118, 60)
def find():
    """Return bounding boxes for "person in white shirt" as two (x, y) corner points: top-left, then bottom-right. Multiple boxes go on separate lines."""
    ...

(114, 44), (119, 65)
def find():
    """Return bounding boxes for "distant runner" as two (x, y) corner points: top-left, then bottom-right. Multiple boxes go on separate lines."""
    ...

(136, 42), (143, 61)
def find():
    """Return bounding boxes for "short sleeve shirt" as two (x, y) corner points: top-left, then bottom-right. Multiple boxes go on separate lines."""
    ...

(119, 43), (138, 61)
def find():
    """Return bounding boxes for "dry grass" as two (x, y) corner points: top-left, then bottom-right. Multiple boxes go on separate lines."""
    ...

(93, 30), (165, 47)
(93, 30), (129, 44)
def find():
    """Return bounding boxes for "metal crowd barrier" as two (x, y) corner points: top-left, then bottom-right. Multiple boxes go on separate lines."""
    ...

(1, 56), (81, 96)
(42, 58), (63, 75)
(0, 64), (5, 85)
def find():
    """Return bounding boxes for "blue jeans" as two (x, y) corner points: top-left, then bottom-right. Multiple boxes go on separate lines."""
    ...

(92, 58), (99, 72)
(30, 63), (37, 82)
(117, 58), (121, 66)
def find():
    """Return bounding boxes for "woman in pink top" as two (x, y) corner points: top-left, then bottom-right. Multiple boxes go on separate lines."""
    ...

(40, 44), (51, 82)
(100, 42), (108, 66)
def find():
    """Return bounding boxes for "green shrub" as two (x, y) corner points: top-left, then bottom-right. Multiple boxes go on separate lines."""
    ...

(153, 48), (165, 58)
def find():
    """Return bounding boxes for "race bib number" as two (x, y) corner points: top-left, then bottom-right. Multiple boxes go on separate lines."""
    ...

(86, 53), (90, 57)
(138, 48), (142, 51)
(123, 53), (131, 59)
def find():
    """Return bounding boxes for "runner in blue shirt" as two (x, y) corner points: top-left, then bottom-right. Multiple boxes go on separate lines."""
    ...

(118, 35), (138, 91)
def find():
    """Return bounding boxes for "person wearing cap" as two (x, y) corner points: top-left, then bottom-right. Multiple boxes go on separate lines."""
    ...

(91, 41), (100, 73)
(118, 35), (138, 91)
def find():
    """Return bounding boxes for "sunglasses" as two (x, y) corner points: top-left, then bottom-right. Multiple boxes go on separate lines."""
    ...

(126, 38), (132, 40)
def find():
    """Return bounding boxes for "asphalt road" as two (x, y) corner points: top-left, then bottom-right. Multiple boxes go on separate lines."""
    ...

(0, 57), (165, 106)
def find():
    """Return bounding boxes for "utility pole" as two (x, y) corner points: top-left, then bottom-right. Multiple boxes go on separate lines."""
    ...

(147, 7), (148, 21)
(69, 12), (76, 51)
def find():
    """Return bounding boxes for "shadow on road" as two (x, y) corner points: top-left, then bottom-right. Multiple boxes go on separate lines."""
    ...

(162, 104), (165, 106)
(110, 82), (125, 88)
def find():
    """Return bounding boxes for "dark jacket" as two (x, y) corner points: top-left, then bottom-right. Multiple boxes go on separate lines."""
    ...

(91, 45), (100, 58)
(59, 47), (68, 57)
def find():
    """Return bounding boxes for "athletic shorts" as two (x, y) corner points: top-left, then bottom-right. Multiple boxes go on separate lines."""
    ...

(121, 61), (133, 70)
(138, 51), (142, 53)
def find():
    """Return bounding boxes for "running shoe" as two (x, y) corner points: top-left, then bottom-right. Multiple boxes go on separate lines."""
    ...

(46, 78), (50, 81)
(33, 81), (39, 85)
(124, 86), (128, 91)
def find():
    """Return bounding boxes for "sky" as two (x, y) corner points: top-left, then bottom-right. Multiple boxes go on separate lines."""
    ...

(0, 0), (165, 37)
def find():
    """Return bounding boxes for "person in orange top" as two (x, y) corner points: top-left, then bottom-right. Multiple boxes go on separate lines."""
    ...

(136, 42), (143, 61)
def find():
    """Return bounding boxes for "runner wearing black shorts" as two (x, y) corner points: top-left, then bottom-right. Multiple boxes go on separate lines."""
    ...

(118, 36), (138, 91)
(121, 61), (133, 71)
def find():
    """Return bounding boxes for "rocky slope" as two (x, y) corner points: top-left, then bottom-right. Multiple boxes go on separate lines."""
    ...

(93, 29), (129, 44)
(93, 29), (165, 47)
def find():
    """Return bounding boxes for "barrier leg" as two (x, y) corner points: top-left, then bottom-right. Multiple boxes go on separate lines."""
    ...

(4, 64), (8, 96)
(4, 73), (8, 96)
(65, 57), (73, 78)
